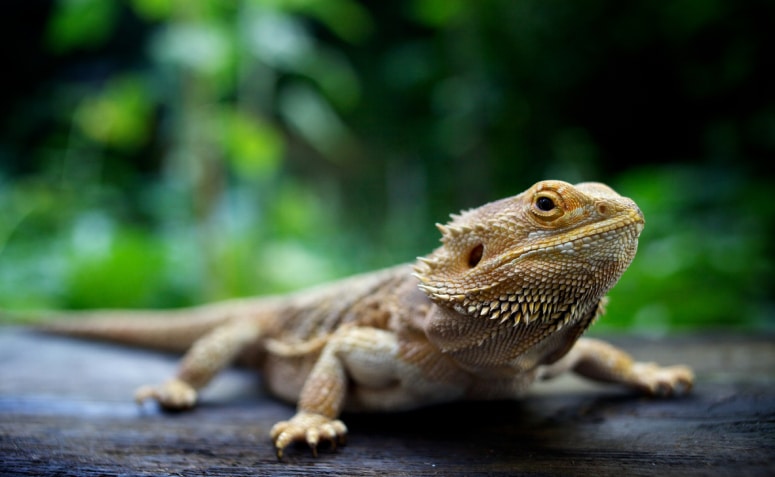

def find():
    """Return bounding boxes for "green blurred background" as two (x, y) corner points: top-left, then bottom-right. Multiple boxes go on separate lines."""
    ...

(1, 0), (773, 332)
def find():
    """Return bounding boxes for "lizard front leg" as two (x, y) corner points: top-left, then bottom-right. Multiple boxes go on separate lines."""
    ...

(538, 337), (694, 395)
(269, 326), (381, 458)
(270, 326), (463, 458)
(135, 317), (262, 409)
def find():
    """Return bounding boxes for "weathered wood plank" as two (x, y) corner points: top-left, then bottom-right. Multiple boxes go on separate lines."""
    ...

(1, 328), (773, 476)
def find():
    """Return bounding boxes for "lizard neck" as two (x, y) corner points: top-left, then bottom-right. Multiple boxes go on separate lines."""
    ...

(423, 300), (598, 374)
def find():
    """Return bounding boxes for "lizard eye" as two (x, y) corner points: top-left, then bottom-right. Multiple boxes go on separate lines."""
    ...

(531, 190), (565, 221)
(536, 196), (555, 211)
(467, 244), (484, 268)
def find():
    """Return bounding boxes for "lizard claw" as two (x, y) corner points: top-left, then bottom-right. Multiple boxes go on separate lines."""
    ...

(270, 411), (347, 459)
(631, 363), (694, 396)
(134, 378), (198, 410)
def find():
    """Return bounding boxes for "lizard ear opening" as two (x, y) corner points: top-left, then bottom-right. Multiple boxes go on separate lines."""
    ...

(468, 244), (484, 268)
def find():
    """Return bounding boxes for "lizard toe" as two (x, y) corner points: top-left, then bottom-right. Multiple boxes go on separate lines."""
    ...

(632, 363), (694, 396)
(270, 412), (348, 459)
(134, 379), (197, 410)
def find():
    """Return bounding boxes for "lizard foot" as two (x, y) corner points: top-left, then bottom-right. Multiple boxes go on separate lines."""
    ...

(631, 362), (694, 396)
(270, 411), (347, 459)
(135, 378), (198, 410)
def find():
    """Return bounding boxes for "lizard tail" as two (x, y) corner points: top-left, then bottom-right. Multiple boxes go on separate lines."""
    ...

(34, 298), (271, 353)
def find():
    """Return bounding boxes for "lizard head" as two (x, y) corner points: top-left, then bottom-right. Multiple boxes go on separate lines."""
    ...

(414, 180), (645, 369)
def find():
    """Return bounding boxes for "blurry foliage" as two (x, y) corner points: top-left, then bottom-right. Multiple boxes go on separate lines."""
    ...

(0, 0), (773, 332)
(603, 167), (773, 332)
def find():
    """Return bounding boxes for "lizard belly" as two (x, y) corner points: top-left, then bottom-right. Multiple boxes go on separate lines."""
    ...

(263, 354), (318, 405)
(345, 356), (467, 412)
(329, 326), (468, 412)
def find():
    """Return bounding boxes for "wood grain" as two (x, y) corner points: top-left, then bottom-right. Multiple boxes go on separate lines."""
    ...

(1, 329), (773, 476)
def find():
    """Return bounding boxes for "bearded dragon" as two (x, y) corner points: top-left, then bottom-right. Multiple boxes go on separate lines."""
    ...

(40, 180), (694, 458)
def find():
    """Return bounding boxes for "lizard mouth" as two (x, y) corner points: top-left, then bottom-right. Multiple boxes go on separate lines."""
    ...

(500, 213), (644, 265)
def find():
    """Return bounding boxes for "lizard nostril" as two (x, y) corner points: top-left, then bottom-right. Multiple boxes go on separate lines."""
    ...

(596, 202), (609, 216)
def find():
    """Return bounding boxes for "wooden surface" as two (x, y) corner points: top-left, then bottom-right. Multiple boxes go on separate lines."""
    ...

(1, 328), (773, 476)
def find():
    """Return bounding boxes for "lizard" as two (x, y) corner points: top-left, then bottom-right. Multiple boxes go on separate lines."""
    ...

(38, 180), (694, 458)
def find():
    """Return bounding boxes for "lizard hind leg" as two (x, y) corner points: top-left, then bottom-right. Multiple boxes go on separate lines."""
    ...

(135, 317), (264, 410)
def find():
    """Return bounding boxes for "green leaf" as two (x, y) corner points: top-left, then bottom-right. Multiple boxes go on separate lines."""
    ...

(130, 0), (174, 21)
(74, 76), (153, 149)
(65, 224), (167, 309)
(220, 110), (284, 180)
(410, 0), (467, 28)
(151, 21), (233, 76)
(47, 0), (117, 53)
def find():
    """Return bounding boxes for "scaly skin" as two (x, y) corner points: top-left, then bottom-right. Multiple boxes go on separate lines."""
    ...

(39, 180), (694, 458)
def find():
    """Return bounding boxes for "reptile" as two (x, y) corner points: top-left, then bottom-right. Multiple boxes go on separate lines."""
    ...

(39, 180), (694, 458)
